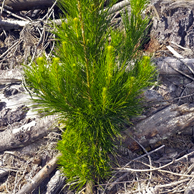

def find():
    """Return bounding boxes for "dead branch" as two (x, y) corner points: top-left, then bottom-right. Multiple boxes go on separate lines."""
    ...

(108, 0), (130, 15)
(0, 19), (29, 30)
(16, 153), (61, 194)
(122, 103), (194, 151)
(104, 145), (165, 193)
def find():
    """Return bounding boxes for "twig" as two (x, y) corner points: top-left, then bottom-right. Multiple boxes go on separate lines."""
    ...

(16, 153), (61, 194)
(103, 145), (165, 193)
(28, 25), (46, 66)
(0, 40), (21, 59)
(155, 178), (190, 189)
(171, 41), (192, 52)
(129, 178), (189, 194)
(130, 145), (165, 163)
(42, 0), (58, 21)
(129, 136), (153, 189)
(0, 0), (6, 17)
(117, 167), (194, 178)
(116, 149), (194, 176)
(108, 0), (131, 15)
(106, 172), (129, 191)
(166, 45), (184, 59)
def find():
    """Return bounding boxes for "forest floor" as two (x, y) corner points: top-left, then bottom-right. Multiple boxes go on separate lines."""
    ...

(1, 0), (194, 194)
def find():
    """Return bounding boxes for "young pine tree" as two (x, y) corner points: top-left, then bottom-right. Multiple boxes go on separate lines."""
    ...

(23, 0), (156, 191)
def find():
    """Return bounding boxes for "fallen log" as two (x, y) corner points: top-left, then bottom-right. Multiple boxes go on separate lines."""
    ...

(1, 0), (55, 11)
(0, 115), (57, 152)
(122, 103), (194, 151)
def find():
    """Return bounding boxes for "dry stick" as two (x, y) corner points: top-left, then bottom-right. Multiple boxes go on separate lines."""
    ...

(166, 45), (184, 59)
(129, 136), (153, 190)
(28, 25), (46, 66)
(16, 153), (61, 194)
(112, 150), (194, 192)
(117, 167), (194, 177)
(171, 41), (193, 52)
(130, 145), (165, 164)
(0, 19), (29, 29)
(108, 0), (130, 15)
(42, 0), (58, 21)
(178, 86), (188, 105)
(45, 35), (55, 59)
(0, 40), (21, 59)
(129, 178), (190, 194)
(123, 149), (194, 172)
(140, 159), (176, 172)
(99, 179), (152, 186)
(118, 158), (194, 178)
(0, 166), (22, 172)
(44, 11), (56, 59)
(103, 145), (165, 193)
(0, 0), (6, 17)
(155, 178), (190, 189)
(185, 177), (194, 193)
(28, 0), (57, 65)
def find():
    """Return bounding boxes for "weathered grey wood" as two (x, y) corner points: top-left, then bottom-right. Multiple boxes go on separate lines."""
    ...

(0, 105), (29, 127)
(0, 69), (22, 83)
(46, 170), (66, 194)
(2, 0), (55, 11)
(0, 19), (29, 30)
(150, 0), (194, 53)
(122, 103), (194, 151)
(155, 57), (194, 75)
(0, 115), (57, 152)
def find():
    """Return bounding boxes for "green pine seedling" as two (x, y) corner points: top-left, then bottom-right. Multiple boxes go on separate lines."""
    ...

(23, 0), (156, 191)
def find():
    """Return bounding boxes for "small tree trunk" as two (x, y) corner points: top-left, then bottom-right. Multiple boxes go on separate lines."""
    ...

(85, 180), (94, 194)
